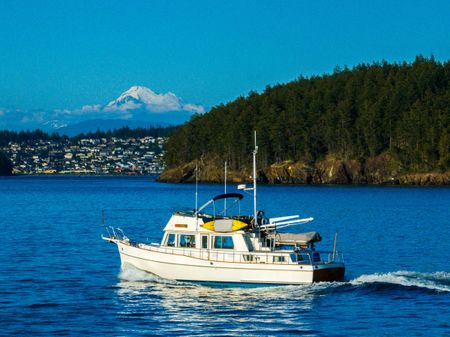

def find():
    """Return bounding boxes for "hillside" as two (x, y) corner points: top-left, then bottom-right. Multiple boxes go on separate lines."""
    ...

(160, 57), (450, 185)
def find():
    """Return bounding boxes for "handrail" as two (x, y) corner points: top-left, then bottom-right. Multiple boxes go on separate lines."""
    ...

(103, 226), (344, 266)
(103, 226), (128, 241)
(134, 242), (344, 266)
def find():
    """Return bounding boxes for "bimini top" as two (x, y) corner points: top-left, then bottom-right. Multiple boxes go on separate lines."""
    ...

(269, 231), (322, 245)
(195, 193), (244, 216)
(212, 193), (244, 201)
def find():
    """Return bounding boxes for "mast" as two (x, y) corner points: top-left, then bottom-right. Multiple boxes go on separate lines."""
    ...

(195, 161), (199, 230)
(253, 130), (258, 224)
(224, 160), (227, 215)
(195, 161), (198, 214)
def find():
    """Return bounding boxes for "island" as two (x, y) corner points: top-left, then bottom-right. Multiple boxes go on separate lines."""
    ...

(159, 57), (449, 185)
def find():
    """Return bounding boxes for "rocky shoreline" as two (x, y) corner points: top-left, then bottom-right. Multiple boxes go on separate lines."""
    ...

(158, 154), (450, 186)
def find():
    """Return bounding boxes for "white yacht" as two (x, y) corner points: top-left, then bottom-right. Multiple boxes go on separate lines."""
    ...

(103, 133), (345, 285)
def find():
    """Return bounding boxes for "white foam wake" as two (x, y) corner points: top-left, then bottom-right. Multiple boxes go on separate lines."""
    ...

(118, 263), (182, 285)
(350, 271), (450, 293)
(117, 264), (450, 293)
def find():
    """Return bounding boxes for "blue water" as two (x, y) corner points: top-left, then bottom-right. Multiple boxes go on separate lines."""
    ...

(1, 176), (449, 336)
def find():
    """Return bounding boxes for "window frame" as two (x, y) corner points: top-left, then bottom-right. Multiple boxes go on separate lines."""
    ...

(273, 255), (286, 263)
(201, 235), (208, 249)
(166, 233), (176, 247)
(179, 233), (196, 248)
(213, 235), (234, 250)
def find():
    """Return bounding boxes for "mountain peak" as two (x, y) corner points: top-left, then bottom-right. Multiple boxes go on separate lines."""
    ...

(106, 85), (179, 112)
(122, 85), (156, 99)
(105, 85), (203, 114)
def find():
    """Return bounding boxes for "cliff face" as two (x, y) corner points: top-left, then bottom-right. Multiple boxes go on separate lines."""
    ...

(158, 154), (450, 185)
(157, 160), (250, 184)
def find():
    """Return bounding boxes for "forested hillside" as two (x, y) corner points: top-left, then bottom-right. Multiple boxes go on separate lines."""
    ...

(161, 57), (449, 184)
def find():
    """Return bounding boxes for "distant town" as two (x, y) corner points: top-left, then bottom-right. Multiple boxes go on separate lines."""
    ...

(1, 135), (167, 175)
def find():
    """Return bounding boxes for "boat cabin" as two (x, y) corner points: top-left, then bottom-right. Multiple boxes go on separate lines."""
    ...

(156, 193), (325, 265)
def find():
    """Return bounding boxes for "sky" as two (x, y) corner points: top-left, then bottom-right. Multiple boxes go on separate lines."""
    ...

(0, 0), (449, 113)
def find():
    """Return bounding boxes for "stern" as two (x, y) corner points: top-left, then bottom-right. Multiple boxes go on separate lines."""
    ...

(312, 265), (345, 282)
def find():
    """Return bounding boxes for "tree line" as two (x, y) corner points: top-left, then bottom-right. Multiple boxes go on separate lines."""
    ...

(164, 56), (450, 173)
(0, 126), (178, 146)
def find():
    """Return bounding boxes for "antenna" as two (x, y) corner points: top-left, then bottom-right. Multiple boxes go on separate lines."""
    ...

(224, 160), (227, 216)
(253, 130), (258, 225)
(236, 131), (258, 227)
(195, 161), (198, 214)
(332, 232), (338, 260)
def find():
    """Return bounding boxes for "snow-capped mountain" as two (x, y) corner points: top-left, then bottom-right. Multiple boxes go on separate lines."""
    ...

(105, 86), (204, 114)
(0, 86), (206, 135)
(42, 120), (68, 130)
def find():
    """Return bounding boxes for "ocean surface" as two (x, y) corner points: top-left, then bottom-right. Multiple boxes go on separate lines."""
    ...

(0, 176), (449, 336)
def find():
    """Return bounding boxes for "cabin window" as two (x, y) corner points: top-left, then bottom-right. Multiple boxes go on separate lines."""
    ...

(299, 253), (311, 262)
(179, 234), (196, 248)
(213, 236), (234, 249)
(276, 244), (294, 251)
(201, 235), (208, 249)
(166, 234), (176, 247)
(273, 256), (286, 263)
(312, 252), (321, 262)
(265, 238), (274, 248)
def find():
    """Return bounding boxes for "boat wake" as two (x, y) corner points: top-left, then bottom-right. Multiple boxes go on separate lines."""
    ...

(117, 264), (449, 296)
(118, 264), (184, 285)
(346, 271), (450, 294)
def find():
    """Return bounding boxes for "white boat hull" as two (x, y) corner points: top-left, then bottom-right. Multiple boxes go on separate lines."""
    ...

(116, 241), (344, 285)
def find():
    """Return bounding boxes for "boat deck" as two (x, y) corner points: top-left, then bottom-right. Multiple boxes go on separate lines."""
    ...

(104, 235), (344, 266)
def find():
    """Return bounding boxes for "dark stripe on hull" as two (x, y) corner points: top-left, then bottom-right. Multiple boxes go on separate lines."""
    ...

(312, 267), (345, 282)
(177, 280), (292, 287)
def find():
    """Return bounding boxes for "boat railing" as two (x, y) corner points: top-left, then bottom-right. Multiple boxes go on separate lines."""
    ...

(102, 226), (344, 265)
(102, 226), (128, 241)
(137, 243), (344, 266)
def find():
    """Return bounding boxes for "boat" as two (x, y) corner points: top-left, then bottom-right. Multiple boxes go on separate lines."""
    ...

(102, 132), (345, 285)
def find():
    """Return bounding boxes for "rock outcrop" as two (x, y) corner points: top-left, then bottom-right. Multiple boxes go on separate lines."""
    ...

(312, 156), (365, 184)
(157, 160), (251, 184)
(157, 162), (197, 183)
(397, 172), (450, 185)
(264, 161), (312, 184)
(364, 153), (402, 184)
(158, 154), (449, 186)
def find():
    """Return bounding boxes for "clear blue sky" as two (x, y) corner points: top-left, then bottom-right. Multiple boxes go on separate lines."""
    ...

(0, 0), (449, 111)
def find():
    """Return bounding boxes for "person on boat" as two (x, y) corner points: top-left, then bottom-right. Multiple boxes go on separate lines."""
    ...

(187, 236), (195, 248)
